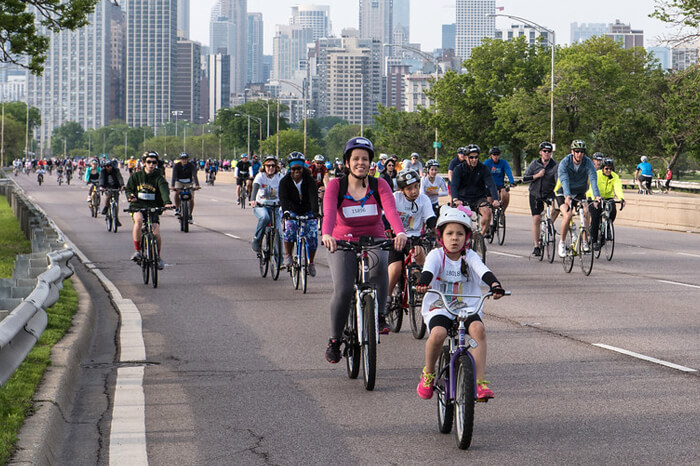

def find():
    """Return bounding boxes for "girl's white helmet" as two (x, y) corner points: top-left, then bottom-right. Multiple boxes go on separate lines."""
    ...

(436, 205), (473, 231)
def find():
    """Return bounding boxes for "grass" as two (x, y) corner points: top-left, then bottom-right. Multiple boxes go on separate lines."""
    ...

(0, 195), (79, 464)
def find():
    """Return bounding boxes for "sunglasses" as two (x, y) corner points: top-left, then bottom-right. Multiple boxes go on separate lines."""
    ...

(468, 156), (479, 160)
(145, 160), (158, 165)
(290, 166), (303, 171)
(264, 164), (276, 168)
(541, 149), (552, 153)
(603, 167), (612, 170)
(573, 150), (584, 154)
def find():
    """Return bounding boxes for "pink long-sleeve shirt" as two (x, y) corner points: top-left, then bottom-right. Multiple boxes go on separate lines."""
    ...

(322, 176), (406, 241)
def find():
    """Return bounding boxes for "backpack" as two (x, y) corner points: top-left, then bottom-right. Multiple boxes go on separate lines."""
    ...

(336, 174), (383, 210)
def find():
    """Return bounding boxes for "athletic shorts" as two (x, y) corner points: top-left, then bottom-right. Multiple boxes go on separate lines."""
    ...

(428, 313), (482, 332)
(529, 196), (556, 216)
(236, 175), (250, 186)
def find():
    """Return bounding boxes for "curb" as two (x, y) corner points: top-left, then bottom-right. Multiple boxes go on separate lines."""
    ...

(10, 270), (95, 466)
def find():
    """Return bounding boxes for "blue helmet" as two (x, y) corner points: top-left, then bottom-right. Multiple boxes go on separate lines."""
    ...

(343, 137), (375, 162)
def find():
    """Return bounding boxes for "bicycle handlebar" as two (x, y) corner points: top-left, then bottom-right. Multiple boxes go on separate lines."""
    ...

(335, 238), (394, 253)
(124, 206), (172, 214)
(420, 289), (511, 320)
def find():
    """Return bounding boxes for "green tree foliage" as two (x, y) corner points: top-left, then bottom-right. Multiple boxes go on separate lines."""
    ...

(259, 129), (322, 160)
(323, 123), (364, 161)
(51, 121), (84, 155)
(372, 105), (434, 160)
(3, 102), (41, 129)
(0, 0), (99, 75)
(651, 0), (700, 29)
(214, 100), (288, 155)
(1, 115), (27, 161)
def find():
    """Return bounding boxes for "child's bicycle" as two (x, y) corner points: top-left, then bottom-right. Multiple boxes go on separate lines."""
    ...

(387, 235), (430, 339)
(423, 288), (510, 450)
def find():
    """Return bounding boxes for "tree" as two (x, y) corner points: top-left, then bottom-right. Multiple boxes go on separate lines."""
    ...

(214, 100), (288, 155)
(1, 115), (27, 160)
(259, 129), (322, 160)
(3, 101), (41, 130)
(51, 121), (84, 155)
(0, 0), (99, 75)
(372, 105), (434, 160)
(323, 123), (363, 161)
(651, 0), (700, 40)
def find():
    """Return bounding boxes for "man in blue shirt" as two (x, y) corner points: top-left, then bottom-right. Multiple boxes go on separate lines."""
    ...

(635, 155), (654, 194)
(483, 146), (515, 213)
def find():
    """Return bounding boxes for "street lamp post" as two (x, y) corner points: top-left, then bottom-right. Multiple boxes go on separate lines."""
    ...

(235, 112), (262, 156)
(275, 80), (307, 155)
(488, 13), (556, 144)
(171, 110), (183, 137)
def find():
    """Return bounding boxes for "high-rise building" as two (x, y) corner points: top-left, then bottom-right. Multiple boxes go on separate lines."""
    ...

(497, 24), (551, 46)
(442, 23), (456, 51)
(126, 0), (177, 129)
(248, 13), (264, 84)
(393, 0), (410, 40)
(175, 40), (201, 123)
(208, 54), (231, 121)
(386, 64), (410, 110)
(290, 5), (331, 41)
(455, 0), (495, 62)
(359, 0), (392, 47)
(604, 19), (643, 49)
(27, 0), (125, 150)
(671, 47), (699, 70)
(177, 0), (189, 38)
(272, 24), (314, 80)
(570, 23), (608, 44)
(404, 73), (433, 113)
(210, 17), (235, 55)
(217, 0), (247, 93)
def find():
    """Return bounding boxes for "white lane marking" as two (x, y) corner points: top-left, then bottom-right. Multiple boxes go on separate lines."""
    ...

(678, 252), (700, 258)
(225, 233), (241, 239)
(210, 198), (219, 202)
(657, 279), (700, 290)
(593, 343), (697, 373)
(489, 251), (523, 258)
(109, 366), (148, 465)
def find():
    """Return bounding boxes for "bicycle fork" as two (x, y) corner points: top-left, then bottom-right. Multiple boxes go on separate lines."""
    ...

(448, 324), (478, 400)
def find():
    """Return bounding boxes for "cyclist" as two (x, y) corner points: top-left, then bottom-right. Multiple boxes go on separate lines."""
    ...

(556, 140), (601, 258)
(379, 156), (398, 191)
(635, 155), (653, 194)
(235, 153), (252, 204)
(251, 155), (284, 253)
(251, 155), (261, 176)
(377, 153), (389, 172)
(420, 159), (449, 216)
(99, 160), (125, 226)
(125, 151), (173, 269)
(56, 162), (64, 182)
(483, 146), (515, 212)
(321, 137), (407, 362)
(522, 141), (559, 256)
(207, 159), (219, 184)
(414, 206), (504, 400)
(447, 146), (467, 182)
(592, 152), (604, 171)
(309, 154), (330, 193)
(84, 158), (101, 202)
(127, 155), (138, 174)
(403, 152), (424, 176)
(587, 157), (625, 251)
(387, 169), (437, 329)
(450, 144), (499, 237)
(171, 152), (200, 222)
(36, 166), (46, 185)
(279, 152), (320, 275)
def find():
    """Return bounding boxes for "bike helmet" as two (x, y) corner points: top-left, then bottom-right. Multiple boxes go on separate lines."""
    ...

(457, 146), (467, 155)
(593, 152), (604, 161)
(410, 152), (420, 159)
(240, 153), (249, 159)
(343, 137), (374, 162)
(102, 160), (113, 168)
(426, 159), (439, 169)
(570, 140), (586, 151)
(179, 152), (189, 159)
(640, 155), (648, 162)
(313, 154), (324, 162)
(603, 158), (615, 168)
(539, 141), (553, 151)
(142, 151), (159, 161)
(435, 206), (473, 252)
(263, 155), (277, 163)
(396, 169), (420, 189)
(379, 153), (389, 161)
(288, 151), (306, 168)
(466, 144), (480, 155)
(489, 146), (501, 156)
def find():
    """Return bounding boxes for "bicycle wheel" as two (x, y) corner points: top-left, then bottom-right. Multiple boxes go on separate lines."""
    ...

(361, 293), (377, 391)
(259, 231), (269, 277)
(454, 354), (476, 450)
(537, 224), (545, 262)
(345, 295), (361, 379)
(604, 221), (615, 261)
(436, 346), (454, 434)
(487, 214), (495, 244)
(594, 222), (603, 259)
(546, 220), (556, 263)
(112, 202), (119, 233)
(106, 209), (113, 232)
(300, 239), (308, 294)
(240, 189), (246, 209)
(271, 229), (282, 280)
(562, 228), (574, 273)
(471, 232), (486, 264)
(578, 227), (594, 276)
(497, 211), (506, 245)
(291, 245), (300, 290)
(408, 268), (426, 339)
(149, 236), (159, 288)
(387, 278), (403, 333)
(141, 236), (150, 285)
(181, 200), (190, 233)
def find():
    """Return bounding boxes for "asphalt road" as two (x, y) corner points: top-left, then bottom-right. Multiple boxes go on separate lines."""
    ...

(13, 170), (700, 465)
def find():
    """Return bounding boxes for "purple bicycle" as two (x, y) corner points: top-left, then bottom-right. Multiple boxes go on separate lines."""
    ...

(424, 288), (510, 449)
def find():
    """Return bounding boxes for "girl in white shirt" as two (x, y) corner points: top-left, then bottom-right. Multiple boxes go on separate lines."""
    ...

(251, 155), (284, 253)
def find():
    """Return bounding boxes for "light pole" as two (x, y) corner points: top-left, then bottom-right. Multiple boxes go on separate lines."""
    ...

(235, 112), (262, 156)
(171, 110), (183, 137)
(274, 80), (307, 156)
(1, 102), (5, 168)
(488, 13), (556, 145)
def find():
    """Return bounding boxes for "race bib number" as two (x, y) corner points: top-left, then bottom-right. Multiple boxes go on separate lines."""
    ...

(342, 204), (378, 218)
(137, 192), (156, 201)
(178, 178), (191, 183)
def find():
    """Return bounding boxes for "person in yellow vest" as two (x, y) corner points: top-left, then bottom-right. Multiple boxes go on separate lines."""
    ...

(586, 157), (625, 251)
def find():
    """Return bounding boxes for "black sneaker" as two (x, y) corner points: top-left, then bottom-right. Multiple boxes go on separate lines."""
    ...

(593, 242), (601, 252)
(378, 315), (391, 335)
(101, 207), (108, 215)
(532, 246), (541, 256)
(115, 218), (122, 227)
(325, 338), (342, 363)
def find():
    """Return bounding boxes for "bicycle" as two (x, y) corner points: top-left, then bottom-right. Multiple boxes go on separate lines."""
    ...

(536, 198), (557, 263)
(258, 204), (282, 281)
(66, 171), (72, 185)
(103, 188), (121, 233)
(387, 235), (429, 339)
(206, 170), (217, 185)
(124, 206), (170, 288)
(88, 182), (101, 218)
(238, 179), (249, 209)
(177, 184), (199, 232)
(286, 214), (316, 293)
(488, 185), (514, 246)
(470, 205), (487, 264)
(37, 172), (44, 186)
(336, 237), (394, 391)
(595, 199), (619, 262)
(425, 288), (510, 450)
(562, 200), (594, 276)
(57, 172), (63, 185)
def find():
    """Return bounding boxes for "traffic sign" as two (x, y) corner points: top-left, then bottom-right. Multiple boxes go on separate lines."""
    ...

(433, 142), (442, 149)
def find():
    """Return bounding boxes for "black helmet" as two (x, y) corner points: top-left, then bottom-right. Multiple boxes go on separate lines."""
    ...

(179, 152), (189, 159)
(489, 146), (501, 155)
(603, 158), (614, 168)
(396, 169), (420, 189)
(343, 137), (375, 162)
(539, 141), (553, 151)
(466, 144), (480, 155)
(142, 151), (159, 161)
(593, 152), (604, 161)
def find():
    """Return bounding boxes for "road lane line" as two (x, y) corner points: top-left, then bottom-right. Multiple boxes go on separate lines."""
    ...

(490, 251), (523, 258)
(657, 279), (700, 289)
(678, 252), (700, 258)
(593, 343), (697, 373)
(225, 233), (241, 239)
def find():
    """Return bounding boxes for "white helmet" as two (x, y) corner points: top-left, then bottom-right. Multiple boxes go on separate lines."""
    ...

(641, 156), (648, 162)
(379, 153), (389, 161)
(314, 154), (325, 162)
(436, 205), (473, 231)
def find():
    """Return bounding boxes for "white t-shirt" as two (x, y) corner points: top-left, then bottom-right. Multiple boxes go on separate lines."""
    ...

(420, 248), (490, 325)
(253, 172), (283, 205)
(420, 175), (448, 204)
(393, 192), (435, 237)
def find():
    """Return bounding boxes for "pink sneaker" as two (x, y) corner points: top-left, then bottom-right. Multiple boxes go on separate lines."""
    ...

(476, 380), (494, 401)
(416, 368), (435, 399)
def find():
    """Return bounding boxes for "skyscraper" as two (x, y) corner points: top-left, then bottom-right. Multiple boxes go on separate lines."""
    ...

(248, 13), (264, 84)
(393, 0), (409, 41)
(604, 20), (644, 49)
(177, 0), (189, 38)
(216, 0), (247, 93)
(272, 24), (314, 80)
(208, 54), (231, 121)
(442, 23), (456, 50)
(175, 40), (201, 123)
(455, 0), (495, 61)
(126, 0), (177, 129)
(27, 0), (125, 149)
(359, 0), (392, 46)
(570, 22), (608, 44)
(290, 5), (331, 41)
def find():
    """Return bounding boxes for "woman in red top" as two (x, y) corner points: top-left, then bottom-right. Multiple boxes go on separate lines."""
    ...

(322, 137), (407, 363)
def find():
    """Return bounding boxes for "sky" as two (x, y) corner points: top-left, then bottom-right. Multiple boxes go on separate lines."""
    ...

(190, 0), (680, 55)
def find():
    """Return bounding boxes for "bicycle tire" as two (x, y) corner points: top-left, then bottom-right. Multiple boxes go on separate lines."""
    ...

(538, 222), (545, 262)
(562, 228), (574, 273)
(301, 238), (308, 294)
(182, 200), (190, 233)
(436, 346), (454, 434)
(106, 209), (113, 232)
(471, 232), (486, 264)
(387, 278), (403, 333)
(604, 221), (615, 261)
(408, 267), (426, 339)
(454, 354), (476, 450)
(487, 213), (495, 244)
(578, 226), (594, 276)
(141, 236), (150, 285)
(594, 220), (603, 259)
(546, 220), (556, 263)
(240, 189), (246, 209)
(361, 293), (377, 391)
(259, 231), (269, 277)
(112, 202), (119, 233)
(150, 236), (159, 288)
(345, 295), (361, 379)
(497, 211), (506, 245)
(292, 244), (300, 290)
(271, 229), (282, 280)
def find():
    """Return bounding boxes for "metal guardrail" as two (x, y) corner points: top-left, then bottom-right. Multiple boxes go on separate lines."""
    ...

(0, 248), (74, 386)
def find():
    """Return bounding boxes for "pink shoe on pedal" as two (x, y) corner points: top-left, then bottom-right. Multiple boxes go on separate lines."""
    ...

(416, 368), (435, 399)
(476, 380), (494, 401)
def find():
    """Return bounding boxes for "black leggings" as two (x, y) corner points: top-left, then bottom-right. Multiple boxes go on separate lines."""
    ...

(589, 200), (617, 243)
